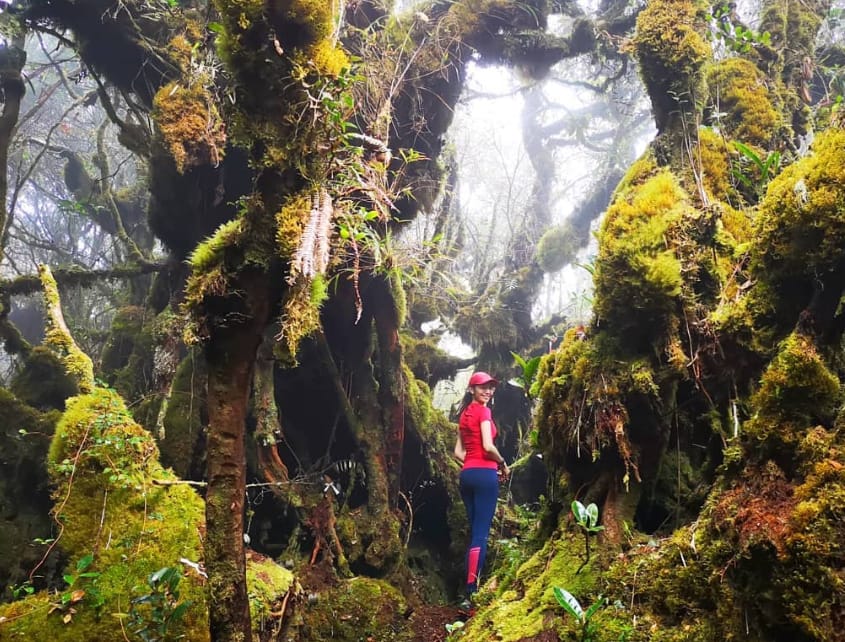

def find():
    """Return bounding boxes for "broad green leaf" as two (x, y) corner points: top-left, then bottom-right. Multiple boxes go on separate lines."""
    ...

(571, 500), (588, 525)
(77, 553), (94, 572)
(586, 503), (599, 528)
(554, 586), (584, 621)
(524, 356), (542, 386)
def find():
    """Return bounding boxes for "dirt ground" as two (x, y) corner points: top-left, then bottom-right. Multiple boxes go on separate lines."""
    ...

(406, 604), (468, 641)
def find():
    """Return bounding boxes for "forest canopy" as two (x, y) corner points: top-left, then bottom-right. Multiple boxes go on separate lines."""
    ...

(1, 0), (845, 641)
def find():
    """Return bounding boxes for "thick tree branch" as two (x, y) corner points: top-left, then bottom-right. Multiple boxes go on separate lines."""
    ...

(0, 261), (165, 297)
(38, 263), (95, 393)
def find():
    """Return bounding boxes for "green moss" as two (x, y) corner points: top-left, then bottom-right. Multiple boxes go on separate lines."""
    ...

(752, 129), (845, 332)
(2, 387), (209, 640)
(277, 278), (323, 363)
(10, 346), (78, 411)
(634, 0), (710, 128)
(460, 532), (601, 641)
(594, 169), (686, 344)
(2, 385), (296, 639)
(38, 266), (94, 394)
(245, 551), (295, 621)
(694, 127), (737, 208)
(298, 577), (407, 641)
(534, 329), (645, 486)
(99, 305), (146, 381)
(112, 316), (156, 404)
(153, 81), (226, 173)
(388, 268), (407, 326)
(159, 350), (206, 478)
(705, 58), (783, 148)
(744, 333), (840, 452)
(536, 224), (576, 273)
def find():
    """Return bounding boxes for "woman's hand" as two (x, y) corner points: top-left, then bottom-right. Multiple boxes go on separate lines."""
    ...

(499, 462), (510, 481)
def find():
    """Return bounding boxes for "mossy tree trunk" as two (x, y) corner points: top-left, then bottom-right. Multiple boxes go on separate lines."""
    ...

(0, 35), (26, 251)
(372, 275), (405, 508)
(204, 271), (271, 640)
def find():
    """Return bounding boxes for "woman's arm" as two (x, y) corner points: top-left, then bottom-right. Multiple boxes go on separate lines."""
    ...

(480, 420), (508, 476)
(454, 434), (466, 463)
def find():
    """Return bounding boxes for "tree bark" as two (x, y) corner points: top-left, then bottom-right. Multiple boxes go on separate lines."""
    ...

(204, 271), (271, 642)
(372, 275), (405, 508)
(0, 35), (27, 252)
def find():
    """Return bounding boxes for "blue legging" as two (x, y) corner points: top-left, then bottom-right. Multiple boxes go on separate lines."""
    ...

(459, 467), (499, 594)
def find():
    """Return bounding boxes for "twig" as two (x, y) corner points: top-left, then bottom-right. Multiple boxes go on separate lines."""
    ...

(398, 490), (414, 550)
(29, 420), (93, 582)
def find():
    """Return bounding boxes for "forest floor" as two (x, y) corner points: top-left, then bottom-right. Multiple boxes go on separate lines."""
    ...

(407, 604), (467, 641)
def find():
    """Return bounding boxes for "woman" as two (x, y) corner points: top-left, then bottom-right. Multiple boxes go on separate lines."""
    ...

(454, 371), (509, 607)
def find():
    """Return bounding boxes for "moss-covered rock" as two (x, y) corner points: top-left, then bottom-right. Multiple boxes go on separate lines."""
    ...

(458, 531), (603, 641)
(1, 387), (208, 640)
(297, 576), (408, 642)
(0, 386), (295, 640)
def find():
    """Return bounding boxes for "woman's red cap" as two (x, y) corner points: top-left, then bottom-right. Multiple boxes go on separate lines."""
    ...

(469, 371), (498, 386)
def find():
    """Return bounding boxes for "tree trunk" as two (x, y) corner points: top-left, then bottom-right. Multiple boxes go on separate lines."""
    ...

(372, 275), (405, 508)
(0, 35), (27, 251)
(204, 271), (271, 642)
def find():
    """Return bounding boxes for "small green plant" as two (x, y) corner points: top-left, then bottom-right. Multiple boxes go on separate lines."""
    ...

(128, 566), (192, 642)
(554, 586), (606, 642)
(709, 3), (772, 53)
(511, 351), (542, 399)
(731, 141), (781, 198)
(571, 500), (604, 563)
(445, 619), (465, 639)
(11, 581), (35, 600)
(48, 553), (102, 622)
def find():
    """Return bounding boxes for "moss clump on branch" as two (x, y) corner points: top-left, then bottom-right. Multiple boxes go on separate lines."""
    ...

(705, 58), (783, 148)
(634, 0), (710, 130)
(153, 81), (226, 173)
(277, 276), (328, 363)
(535, 224), (575, 273)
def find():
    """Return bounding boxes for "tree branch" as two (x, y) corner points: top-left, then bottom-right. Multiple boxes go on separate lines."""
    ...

(0, 262), (165, 297)
(38, 263), (95, 393)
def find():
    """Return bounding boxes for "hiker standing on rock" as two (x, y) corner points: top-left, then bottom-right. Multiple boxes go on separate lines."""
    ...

(454, 371), (509, 609)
